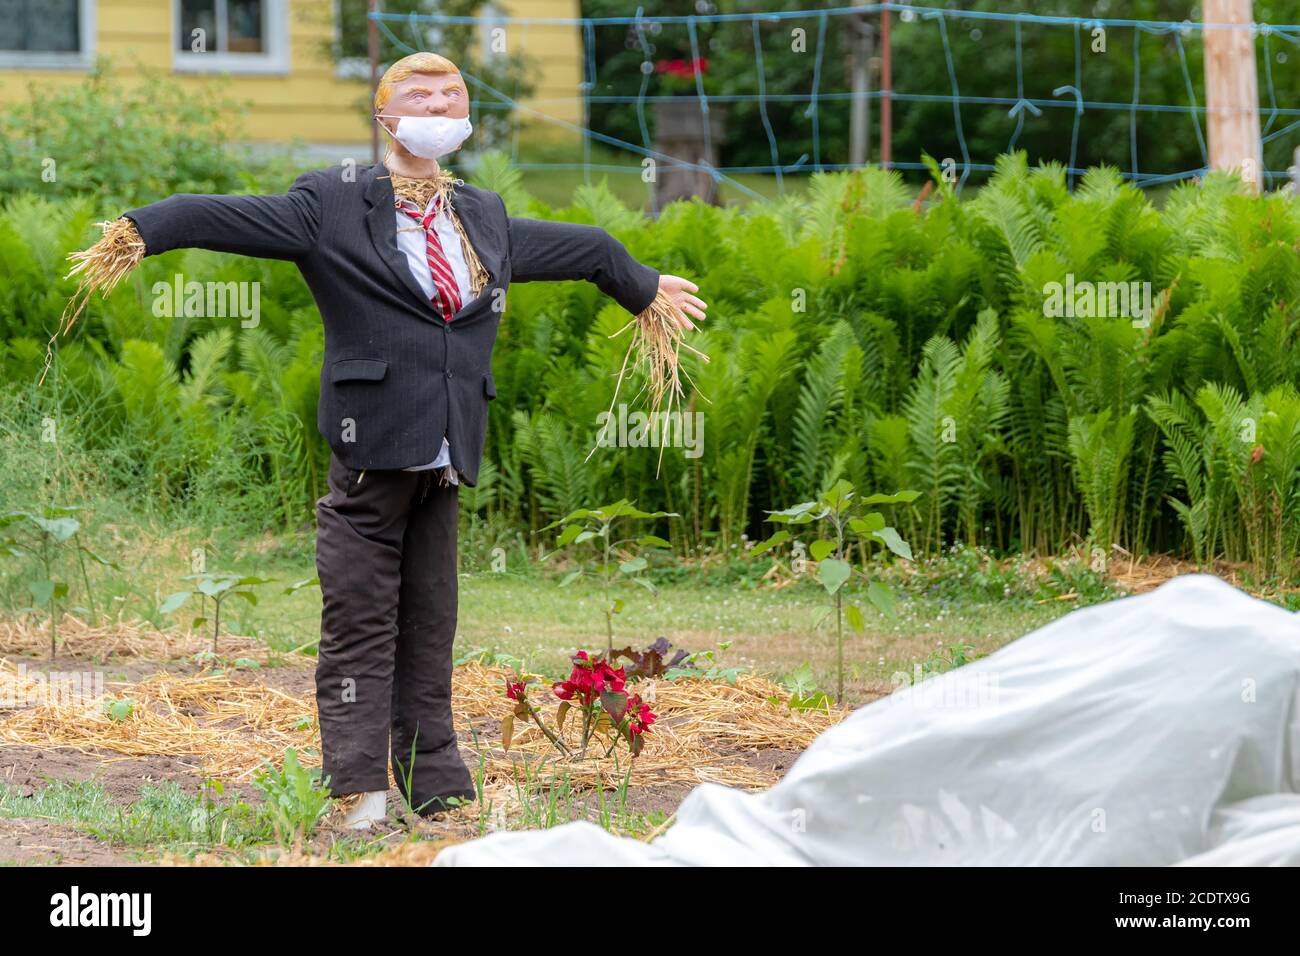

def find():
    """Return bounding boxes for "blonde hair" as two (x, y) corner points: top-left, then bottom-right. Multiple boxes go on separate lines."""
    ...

(374, 52), (462, 113)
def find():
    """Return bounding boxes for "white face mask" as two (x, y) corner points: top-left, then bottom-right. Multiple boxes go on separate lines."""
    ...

(378, 114), (473, 160)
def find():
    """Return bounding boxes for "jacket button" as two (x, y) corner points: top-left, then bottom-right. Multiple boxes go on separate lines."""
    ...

(445, 370), (453, 379)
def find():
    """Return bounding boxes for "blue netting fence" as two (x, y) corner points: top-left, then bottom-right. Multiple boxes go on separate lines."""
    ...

(371, 2), (1300, 196)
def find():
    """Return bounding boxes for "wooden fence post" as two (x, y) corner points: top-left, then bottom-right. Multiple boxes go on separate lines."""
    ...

(1204, 0), (1263, 191)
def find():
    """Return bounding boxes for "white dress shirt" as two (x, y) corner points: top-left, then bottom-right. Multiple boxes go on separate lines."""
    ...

(395, 194), (474, 482)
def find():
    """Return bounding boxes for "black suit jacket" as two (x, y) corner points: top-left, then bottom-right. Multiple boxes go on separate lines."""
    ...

(123, 163), (660, 484)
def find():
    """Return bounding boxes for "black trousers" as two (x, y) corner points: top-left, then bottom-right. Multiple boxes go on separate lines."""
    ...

(313, 453), (474, 812)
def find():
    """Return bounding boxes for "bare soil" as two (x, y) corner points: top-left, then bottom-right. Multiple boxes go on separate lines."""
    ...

(0, 816), (139, 866)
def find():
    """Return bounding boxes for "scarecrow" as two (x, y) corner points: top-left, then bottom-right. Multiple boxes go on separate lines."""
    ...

(60, 52), (708, 828)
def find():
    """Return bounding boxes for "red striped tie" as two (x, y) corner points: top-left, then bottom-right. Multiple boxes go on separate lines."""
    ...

(397, 195), (463, 322)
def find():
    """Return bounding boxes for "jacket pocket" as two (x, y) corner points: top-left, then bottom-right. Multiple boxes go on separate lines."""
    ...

(331, 358), (388, 383)
(484, 372), (497, 400)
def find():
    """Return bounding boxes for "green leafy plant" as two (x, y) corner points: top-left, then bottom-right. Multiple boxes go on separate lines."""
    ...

(920, 642), (980, 678)
(0, 506), (120, 658)
(102, 697), (136, 722)
(663, 640), (745, 685)
(540, 500), (676, 656)
(770, 662), (834, 712)
(753, 481), (918, 701)
(453, 647), (526, 670)
(0, 60), (248, 210)
(251, 747), (331, 846)
(7, 133), (1300, 578)
(1036, 557), (1117, 606)
(160, 573), (273, 654)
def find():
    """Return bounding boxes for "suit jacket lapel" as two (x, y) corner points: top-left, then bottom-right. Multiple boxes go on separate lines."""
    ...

(447, 183), (502, 301)
(364, 166), (440, 316)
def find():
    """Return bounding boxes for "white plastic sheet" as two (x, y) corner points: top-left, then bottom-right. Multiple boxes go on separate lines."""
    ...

(435, 575), (1300, 866)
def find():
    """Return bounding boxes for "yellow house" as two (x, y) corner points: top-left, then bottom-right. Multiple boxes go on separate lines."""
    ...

(0, 0), (583, 146)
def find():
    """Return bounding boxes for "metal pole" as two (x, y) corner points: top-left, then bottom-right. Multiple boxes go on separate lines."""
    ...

(880, 3), (892, 168)
(369, 0), (381, 165)
(849, 15), (873, 166)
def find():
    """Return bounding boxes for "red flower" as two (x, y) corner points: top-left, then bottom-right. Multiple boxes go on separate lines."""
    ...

(625, 693), (657, 737)
(593, 661), (627, 694)
(505, 680), (527, 701)
(654, 57), (708, 80)
(553, 652), (627, 704)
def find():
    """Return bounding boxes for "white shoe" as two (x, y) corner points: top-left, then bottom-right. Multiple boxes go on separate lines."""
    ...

(342, 790), (387, 830)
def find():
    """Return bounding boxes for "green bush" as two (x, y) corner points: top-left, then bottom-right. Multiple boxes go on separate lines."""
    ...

(3, 149), (1300, 578)
(0, 59), (263, 211)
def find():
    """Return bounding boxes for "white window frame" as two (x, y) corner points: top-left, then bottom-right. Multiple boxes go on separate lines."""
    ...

(0, 0), (96, 70)
(173, 0), (290, 75)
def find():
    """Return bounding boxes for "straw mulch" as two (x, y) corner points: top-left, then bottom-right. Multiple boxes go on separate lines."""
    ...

(0, 616), (307, 669)
(163, 838), (455, 867)
(0, 657), (843, 793)
(1027, 549), (1295, 601)
(1103, 552), (1280, 596)
(0, 661), (315, 780)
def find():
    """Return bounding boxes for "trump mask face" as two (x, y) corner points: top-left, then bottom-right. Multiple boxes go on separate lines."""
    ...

(374, 52), (473, 160)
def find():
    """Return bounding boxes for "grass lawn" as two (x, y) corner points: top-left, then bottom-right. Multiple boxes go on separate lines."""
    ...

(498, 135), (814, 210)
(183, 537), (1080, 705)
(0, 505), (1115, 864)
(0, 509), (1092, 703)
(453, 573), (1067, 697)
(495, 135), (1185, 212)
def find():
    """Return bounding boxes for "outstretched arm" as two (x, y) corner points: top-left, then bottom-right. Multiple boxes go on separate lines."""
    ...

(122, 169), (324, 260)
(506, 217), (706, 329)
(507, 217), (658, 314)
(58, 171), (326, 343)
(506, 215), (709, 432)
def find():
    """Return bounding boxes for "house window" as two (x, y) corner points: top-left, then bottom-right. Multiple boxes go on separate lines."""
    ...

(0, 0), (95, 68)
(174, 0), (288, 74)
